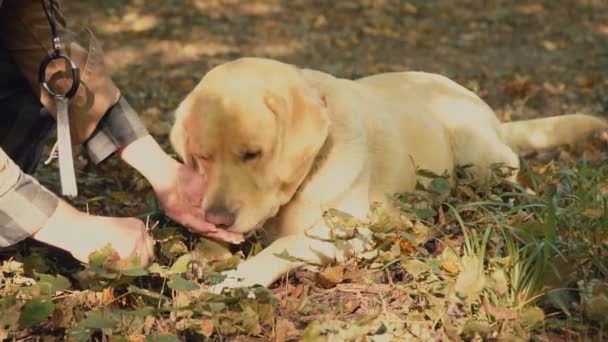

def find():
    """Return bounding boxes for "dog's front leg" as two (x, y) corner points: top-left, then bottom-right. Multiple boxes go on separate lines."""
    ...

(211, 166), (373, 293)
(210, 231), (355, 292)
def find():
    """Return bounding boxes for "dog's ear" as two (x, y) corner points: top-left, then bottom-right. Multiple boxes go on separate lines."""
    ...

(265, 86), (329, 186)
(170, 98), (193, 167)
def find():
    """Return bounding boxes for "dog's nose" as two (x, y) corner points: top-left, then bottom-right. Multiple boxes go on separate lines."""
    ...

(204, 206), (236, 229)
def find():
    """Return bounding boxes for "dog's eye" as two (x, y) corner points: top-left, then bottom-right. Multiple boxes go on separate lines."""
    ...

(242, 150), (261, 162)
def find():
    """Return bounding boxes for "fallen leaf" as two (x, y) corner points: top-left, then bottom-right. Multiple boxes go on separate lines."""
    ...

(518, 3), (545, 14)
(541, 40), (558, 51)
(582, 208), (603, 219)
(482, 297), (518, 320)
(455, 256), (486, 301)
(543, 81), (566, 95)
(402, 2), (418, 14)
(102, 288), (114, 305)
(519, 306), (545, 328)
(274, 318), (299, 342)
(488, 269), (509, 295)
(462, 319), (492, 338)
(200, 319), (214, 337)
(403, 259), (431, 280)
(413, 221), (431, 244)
(316, 265), (345, 288)
(194, 238), (233, 261)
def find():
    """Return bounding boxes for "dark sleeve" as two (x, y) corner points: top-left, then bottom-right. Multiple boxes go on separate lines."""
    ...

(83, 96), (149, 164)
(0, 148), (58, 247)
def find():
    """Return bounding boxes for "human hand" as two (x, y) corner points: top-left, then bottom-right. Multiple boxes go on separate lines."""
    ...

(32, 200), (155, 266)
(151, 159), (244, 243)
(120, 135), (244, 244)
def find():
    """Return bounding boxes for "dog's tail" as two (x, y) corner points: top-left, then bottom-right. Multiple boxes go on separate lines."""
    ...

(500, 114), (608, 153)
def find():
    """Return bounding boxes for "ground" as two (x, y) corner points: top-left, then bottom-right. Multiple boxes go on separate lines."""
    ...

(1, 0), (608, 341)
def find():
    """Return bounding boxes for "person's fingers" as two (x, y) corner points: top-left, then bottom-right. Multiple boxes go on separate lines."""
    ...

(205, 229), (245, 244)
(183, 213), (244, 244)
(127, 220), (155, 267)
(184, 214), (220, 233)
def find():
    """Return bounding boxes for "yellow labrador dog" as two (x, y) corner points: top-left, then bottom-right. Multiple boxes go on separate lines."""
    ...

(170, 57), (607, 292)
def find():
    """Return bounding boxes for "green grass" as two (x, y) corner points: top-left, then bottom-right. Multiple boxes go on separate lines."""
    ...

(1, 156), (608, 341)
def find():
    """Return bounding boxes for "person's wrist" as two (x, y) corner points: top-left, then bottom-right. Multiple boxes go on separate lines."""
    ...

(119, 135), (178, 189)
(32, 200), (86, 251)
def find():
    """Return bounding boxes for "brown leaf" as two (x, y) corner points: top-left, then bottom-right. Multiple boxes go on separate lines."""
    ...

(316, 265), (345, 288)
(543, 81), (566, 95)
(518, 3), (545, 15)
(274, 318), (299, 342)
(102, 288), (115, 305)
(504, 74), (538, 98)
(582, 208), (603, 219)
(482, 298), (518, 320)
(577, 75), (602, 91)
(390, 236), (416, 254)
(200, 319), (214, 337)
(596, 24), (608, 36)
(541, 40), (559, 51)
(402, 2), (418, 14)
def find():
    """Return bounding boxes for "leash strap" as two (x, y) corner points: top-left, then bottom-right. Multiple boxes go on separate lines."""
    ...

(38, 0), (81, 197)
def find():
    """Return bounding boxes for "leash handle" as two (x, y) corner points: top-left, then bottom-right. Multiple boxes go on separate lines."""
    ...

(38, 0), (81, 100)
(39, 0), (80, 197)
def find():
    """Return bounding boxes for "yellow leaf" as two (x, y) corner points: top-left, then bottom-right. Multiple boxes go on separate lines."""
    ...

(488, 269), (509, 295)
(455, 256), (486, 300)
(316, 265), (345, 289)
(441, 260), (460, 274)
(582, 208), (603, 219)
(541, 40), (558, 51)
(439, 247), (461, 274)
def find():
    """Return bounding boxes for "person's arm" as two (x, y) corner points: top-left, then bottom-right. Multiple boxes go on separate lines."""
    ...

(0, 0), (243, 243)
(0, 147), (154, 265)
(0, 148), (58, 247)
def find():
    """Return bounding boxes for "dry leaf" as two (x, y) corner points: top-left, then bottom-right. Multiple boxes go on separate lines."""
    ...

(274, 318), (299, 342)
(582, 208), (603, 219)
(488, 269), (509, 295)
(200, 319), (214, 337)
(403, 2), (418, 14)
(518, 3), (545, 14)
(542, 81), (566, 95)
(413, 221), (431, 244)
(390, 236), (415, 254)
(441, 260), (460, 274)
(403, 259), (431, 280)
(316, 265), (345, 288)
(482, 297), (518, 320)
(519, 306), (545, 328)
(439, 248), (461, 274)
(455, 256), (486, 300)
(102, 288), (114, 305)
(541, 40), (558, 51)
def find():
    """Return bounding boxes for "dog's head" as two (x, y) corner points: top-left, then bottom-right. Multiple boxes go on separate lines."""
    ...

(170, 58), (329, 234)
